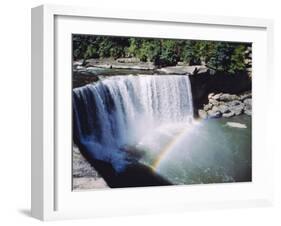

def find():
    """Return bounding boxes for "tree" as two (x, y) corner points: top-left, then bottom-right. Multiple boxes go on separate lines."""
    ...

(157, 40), (179, 66)
(72, 35), (251, 75)
(180, 40), (201, 65)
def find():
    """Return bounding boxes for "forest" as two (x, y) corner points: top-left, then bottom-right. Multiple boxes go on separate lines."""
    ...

(73, 35), (251, 75)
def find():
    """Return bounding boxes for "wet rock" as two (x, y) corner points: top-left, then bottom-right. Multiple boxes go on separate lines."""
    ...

(198, 109), (208, 119)
(200, 92), (251, 119)
(222, 111), (235, 118)
(244, 109), (252, 116)
(207, 109), (221, 118)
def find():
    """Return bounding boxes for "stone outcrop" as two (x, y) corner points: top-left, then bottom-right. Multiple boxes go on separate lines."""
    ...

(198, 92), (252, 119)
(156, 65), (214, 75)
(73, 145), (108, 190)
(76, 58), (156, 70)
(72, 58), (252, 115)
(189, 69), (251, 117)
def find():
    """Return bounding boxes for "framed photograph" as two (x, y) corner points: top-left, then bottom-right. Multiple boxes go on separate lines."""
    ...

(31, 4), (274, 221)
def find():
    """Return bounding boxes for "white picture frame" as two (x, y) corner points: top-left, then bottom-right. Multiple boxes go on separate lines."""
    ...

(31, 4), (274, 221)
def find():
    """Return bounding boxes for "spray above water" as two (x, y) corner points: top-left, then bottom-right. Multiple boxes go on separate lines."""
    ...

(73, 75), (194, 172)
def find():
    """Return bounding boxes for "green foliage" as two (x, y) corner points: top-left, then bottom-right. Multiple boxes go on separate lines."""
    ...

(208, 42), (233, 71)
(181, 40), (201, 65)
(73, 34), (251, 74)
(207, 42), (248, 74)
(229, 44), (247, 73)
(158, 40), (179, 66)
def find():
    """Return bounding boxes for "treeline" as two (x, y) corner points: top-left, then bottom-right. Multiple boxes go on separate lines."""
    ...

(73, 35), (251, 74)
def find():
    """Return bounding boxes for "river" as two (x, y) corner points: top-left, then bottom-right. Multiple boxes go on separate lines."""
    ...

(72, 69), (251, 188)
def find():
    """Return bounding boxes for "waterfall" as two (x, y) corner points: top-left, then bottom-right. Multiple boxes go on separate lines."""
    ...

(73, 75), (194, 172)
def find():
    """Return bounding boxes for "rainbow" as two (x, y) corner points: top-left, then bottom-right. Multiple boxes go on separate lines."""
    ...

(151, 127), (188, 171)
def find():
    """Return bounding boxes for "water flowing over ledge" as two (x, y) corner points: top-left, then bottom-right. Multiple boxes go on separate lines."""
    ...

(73, 75), (194, 172)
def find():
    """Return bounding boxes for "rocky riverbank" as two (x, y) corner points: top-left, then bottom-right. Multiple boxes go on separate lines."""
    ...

(198, 92), (252, 119)
(74, 57), (156, 71)
(73, 145), (108, 190)
(73, 57), (252, 118)
(73, 58), (213, 75)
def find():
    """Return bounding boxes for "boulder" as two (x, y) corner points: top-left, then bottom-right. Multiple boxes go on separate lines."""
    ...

(209, 99), (220, 106)
(116, 57), (140, 63)
(243, 98), (252, 106)
(218, 104), (229, 113)
(192, 65), (210, 75)
(243, 98), (252, 116)
(212, 93), (223, 100)
(156, 66), (189, 75)
(198, 109), (208, 119)
(222, 111), (235, 118)
(244, 109), (252, 116)
(73, 61), (83, 67)
(177, 61), (186, 66)
(227, 100), (243, 107)
(207, 109), (221, 118)
(229, 104), (244, 116)
(219, 94), (239, 101)
(208, 93), (215, 99)
(240, 93), (252, 101)
(203, 103), (213, 111)
(212, 106), (220, 112)
(158, 65), (214, 75)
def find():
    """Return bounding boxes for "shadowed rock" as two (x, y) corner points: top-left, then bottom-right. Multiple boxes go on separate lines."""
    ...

(75, 143), (172, 188)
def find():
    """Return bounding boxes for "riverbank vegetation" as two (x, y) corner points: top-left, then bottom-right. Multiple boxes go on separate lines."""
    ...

(73, 35), (251, 75)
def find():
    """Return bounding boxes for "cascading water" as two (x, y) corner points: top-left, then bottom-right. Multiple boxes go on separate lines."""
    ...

(73, 75), (194, 172)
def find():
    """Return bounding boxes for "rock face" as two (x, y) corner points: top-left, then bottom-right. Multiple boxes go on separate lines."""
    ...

(78, 58), (156, 70)
(198, 91), (252, 119)
(116, 57), (140, 63)
(73, 145), (108, 190)
(156, 65), (213, 75)
(189, 68), (251, 117)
